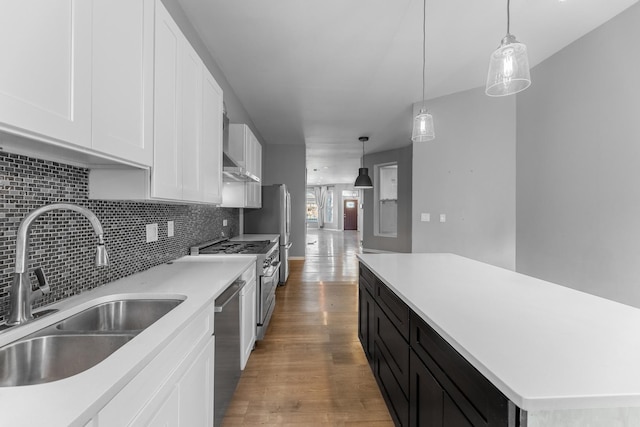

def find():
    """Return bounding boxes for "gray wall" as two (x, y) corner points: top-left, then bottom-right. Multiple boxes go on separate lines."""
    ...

(516, 3), (640, 307)
(261, 144), (307, 258)
(363, 145), (412, 253)
(411, 87), (516, 270)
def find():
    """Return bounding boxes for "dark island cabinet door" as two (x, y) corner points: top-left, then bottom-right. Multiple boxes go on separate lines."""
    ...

(409, 351), (443, 427)
(358, 282), (375, 365)
(410, 351), (474, 427)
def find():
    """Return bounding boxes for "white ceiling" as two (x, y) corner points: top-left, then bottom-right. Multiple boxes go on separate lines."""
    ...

(178, 0), (638, 186)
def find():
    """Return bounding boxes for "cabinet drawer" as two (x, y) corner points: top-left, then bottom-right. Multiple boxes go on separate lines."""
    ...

(359, 263), (376, 294)
(375, 303), (409, 397)
(374, 342), (409, 427)
(375, 279), (410, 341)
(410, 312), (511, 426)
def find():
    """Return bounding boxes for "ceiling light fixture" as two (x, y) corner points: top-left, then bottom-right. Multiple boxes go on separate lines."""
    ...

(354, 136), (373, 189)
(485, 0), (531, 97)
(411, 0), (435, 142)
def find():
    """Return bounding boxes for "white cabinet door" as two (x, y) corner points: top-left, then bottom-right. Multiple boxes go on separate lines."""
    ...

(178, 337), (215, 426)
(201, 70), (224, 204)
(240, 278), (257, 370)
(0, 0), (91, 147)
(180, 41), (204, 202)
(254, 138), (263, 182)
(146, 387), (180, 427)
(152, 1), (183, 200)
(92, 0), (154, 166)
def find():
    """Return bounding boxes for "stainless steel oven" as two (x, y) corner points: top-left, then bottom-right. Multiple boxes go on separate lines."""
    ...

(190, 238), (279, 340)
(258, 254), (280, 340)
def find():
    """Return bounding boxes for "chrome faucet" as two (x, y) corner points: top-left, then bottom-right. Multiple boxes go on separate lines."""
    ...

(6, 203), (109, 326)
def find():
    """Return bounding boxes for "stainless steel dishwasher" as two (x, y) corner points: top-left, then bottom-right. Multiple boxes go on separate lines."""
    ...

(214, 278), (245, 427)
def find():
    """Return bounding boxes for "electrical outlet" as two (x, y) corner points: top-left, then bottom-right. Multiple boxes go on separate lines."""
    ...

(223, 219), (228, 227)
(421, 213), (430, 222)
(146, 223), (158, 242)
(167, 221), (174, 237)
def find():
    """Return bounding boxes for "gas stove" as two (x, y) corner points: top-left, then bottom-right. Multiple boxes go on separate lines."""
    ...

(189, 237), (280, 341)
(190, 238), (273, 255)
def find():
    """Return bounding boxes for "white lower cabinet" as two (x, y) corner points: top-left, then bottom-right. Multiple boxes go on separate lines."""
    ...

(132, 338), (215, 426)
(240, 267), (257, 370)
(96, 305), (214, 426)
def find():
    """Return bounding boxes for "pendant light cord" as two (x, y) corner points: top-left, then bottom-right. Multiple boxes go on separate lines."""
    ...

(506, 0), (511, 35)
(421, 0), (426, 107)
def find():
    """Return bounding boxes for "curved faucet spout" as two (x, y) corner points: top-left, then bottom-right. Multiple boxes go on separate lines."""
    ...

(7, 204), (109, 326)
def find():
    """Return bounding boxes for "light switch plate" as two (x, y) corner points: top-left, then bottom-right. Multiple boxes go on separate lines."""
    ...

(440, 214), (446, 223)
(421, 213), (430, 222)
(167, 221), (174, 237)
(223, 219), (228, 227)
(146, 223), (158, 242)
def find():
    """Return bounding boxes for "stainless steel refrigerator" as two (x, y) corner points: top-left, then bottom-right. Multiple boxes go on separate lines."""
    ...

(244, 184), (291, 284)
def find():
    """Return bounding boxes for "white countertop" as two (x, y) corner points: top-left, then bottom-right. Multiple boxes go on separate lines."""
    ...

(357, 253), (640, 413)
(232, 234), (279, 243)
(0, 256), (255, 427)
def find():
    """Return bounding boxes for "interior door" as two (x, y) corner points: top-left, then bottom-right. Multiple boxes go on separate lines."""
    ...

(344, 199), (358, 230)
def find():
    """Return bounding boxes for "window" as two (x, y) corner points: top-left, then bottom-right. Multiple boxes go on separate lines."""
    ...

(306, 190), (318, 223)
(325, 188), (334, 224)
(374, 162), (398, 237)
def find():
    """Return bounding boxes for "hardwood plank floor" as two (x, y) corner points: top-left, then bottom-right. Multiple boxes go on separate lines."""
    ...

(223, 229), (393, 426)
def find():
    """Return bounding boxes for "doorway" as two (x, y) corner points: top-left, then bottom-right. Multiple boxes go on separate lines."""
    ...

(343, 199), (358, 230)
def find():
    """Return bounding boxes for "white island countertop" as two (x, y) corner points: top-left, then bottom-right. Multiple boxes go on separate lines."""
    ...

(0, 255), (255, 427)
(358, 253), (640, 419)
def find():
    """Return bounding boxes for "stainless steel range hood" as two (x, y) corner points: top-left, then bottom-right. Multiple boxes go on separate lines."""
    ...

(223, 153), (259, 182)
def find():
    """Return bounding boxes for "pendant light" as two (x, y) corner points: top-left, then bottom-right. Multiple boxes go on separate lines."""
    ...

(485, 0), (531, 97)
(411, 0), (435, 142)
(354, 136), (373, 189)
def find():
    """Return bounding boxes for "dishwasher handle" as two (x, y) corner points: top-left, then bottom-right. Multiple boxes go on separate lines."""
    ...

(215, 279), (245, 313)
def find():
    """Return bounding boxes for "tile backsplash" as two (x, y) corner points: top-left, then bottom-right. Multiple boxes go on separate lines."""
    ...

(0, 151), (239, 323)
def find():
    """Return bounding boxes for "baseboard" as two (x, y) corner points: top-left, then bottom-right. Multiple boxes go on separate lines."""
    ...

(289, 256), (306, 261)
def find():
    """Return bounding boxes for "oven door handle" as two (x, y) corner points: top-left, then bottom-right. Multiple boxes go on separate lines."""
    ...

(264, 262), (281, 278)
(215, 279), (245, 313)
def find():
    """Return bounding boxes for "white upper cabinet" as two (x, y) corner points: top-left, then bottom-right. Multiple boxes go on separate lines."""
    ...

(153, 1), (185, 200)
(89, 0), (224, 205)
(92, 0), (154, 166)
(201, 70), (224, 204)
(0, 0), (91, 147)
(180, 41), (204, 202)
(228, 124), (262, 181)
(222, 124), (263, 208)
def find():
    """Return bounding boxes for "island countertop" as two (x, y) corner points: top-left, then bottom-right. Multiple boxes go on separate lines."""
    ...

(357, 253), (640, 415)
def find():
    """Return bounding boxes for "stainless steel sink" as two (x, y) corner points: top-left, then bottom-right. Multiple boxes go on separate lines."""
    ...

(55, 299), (183, 332)
(0, 334), (133, 387)
(0, 297), (184, 387)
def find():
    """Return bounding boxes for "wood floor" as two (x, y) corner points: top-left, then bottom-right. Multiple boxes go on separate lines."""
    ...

(222, 229), (393, 426)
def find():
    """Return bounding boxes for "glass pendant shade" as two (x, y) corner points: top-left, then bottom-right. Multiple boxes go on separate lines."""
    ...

(411, 108), (435, 142)
(486, 34), (531, 97)
(354, 168), (373, 189)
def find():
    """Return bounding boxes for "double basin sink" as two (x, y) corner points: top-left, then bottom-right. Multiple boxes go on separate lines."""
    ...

(0, 298), (183, 387)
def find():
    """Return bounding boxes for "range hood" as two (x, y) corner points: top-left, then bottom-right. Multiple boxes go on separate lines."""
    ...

(223, 153), (259, 182)
(222, 110), (259, 183)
